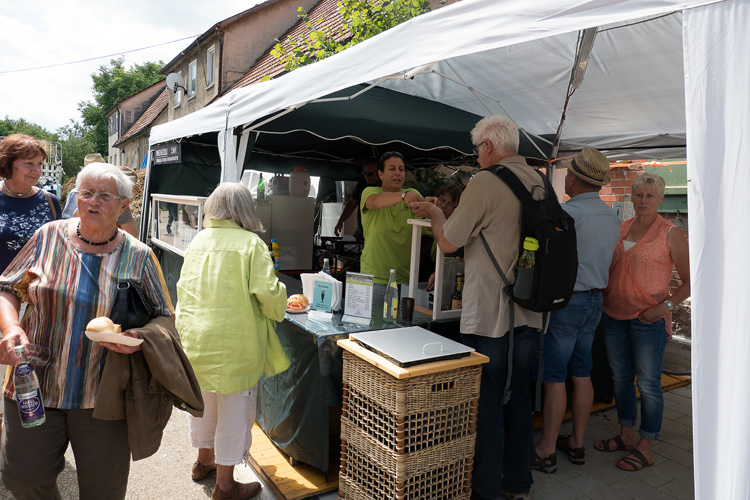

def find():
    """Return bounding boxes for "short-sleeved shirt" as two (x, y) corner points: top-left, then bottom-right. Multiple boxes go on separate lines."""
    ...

(360, 187), (421, 284)
(0, 190), (61, 272)
(0, 220), (174, 409)
(443, 157), (544, 337)
(562, 192), (620, 291)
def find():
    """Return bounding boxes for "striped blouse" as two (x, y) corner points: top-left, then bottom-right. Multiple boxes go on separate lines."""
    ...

(0, 220), (173, 409)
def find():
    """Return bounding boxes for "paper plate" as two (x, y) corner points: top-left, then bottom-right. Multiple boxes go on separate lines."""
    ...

(85, 331), (144, 347)
(286, 305), (311, 314)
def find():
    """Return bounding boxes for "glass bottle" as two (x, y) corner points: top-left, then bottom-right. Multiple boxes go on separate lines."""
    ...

(383, 269), (398, 324)
(14, 345), (46, 428)
(514, 237), (539, 300)
(451, 272), (464, 310)
(322, 258), (331, 275)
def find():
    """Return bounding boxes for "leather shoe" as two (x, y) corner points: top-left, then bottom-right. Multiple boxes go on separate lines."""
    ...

(191, 461), (217, 481)
(212, 481), (262, 500)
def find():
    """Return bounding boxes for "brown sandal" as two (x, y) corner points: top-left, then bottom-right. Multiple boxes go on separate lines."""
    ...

(556, 434), (585, 465)
(616, 449), (654, 472)
(530, 448), (557, 473)
(594, 435), (636, 452)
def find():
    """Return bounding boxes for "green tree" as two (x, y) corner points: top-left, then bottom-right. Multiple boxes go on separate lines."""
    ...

(57, 121), (97, 180)
(270, 0), (431, 73)
(78, 57), (164, 155)
(0, 116), (55, 141)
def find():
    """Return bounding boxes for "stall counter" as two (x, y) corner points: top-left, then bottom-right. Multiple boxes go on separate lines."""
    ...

(255, 273), (456, 475)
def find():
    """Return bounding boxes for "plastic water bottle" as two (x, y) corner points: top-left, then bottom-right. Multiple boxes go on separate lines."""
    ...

(322, 258), (331, 275)
(271, 239), (280, 277)
(257, 174), (265, 201)
(514, 237), (538, 300)
(383, 269), (399, 324)
(14, 345), (46, 428)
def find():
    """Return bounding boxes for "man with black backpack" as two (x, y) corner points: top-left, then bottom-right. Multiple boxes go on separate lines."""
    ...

(530, 148), (620, 474)
(411, 115), (546, 500)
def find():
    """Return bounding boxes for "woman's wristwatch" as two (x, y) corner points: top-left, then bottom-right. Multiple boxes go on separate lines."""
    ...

(401, 191), (407, 201)
(663, 299), (674, 311)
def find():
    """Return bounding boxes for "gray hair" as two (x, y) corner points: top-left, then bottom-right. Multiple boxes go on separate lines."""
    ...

(471, 115), (519, 154)
(631, 172), (666, 197)
(76, 162), (133, 198)
(204, 182), (265, 232)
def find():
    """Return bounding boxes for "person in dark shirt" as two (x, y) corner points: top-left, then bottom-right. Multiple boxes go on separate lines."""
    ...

(0, 134), (61, 272)
(334, 158), (380, 240)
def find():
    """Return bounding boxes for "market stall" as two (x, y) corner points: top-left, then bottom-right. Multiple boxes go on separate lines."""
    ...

(145, 1), (750, 496)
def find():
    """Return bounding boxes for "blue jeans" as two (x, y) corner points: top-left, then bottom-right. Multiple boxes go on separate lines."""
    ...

(543, 292), (603, 382)
(603, 313), (669, 440)
(462, 326), (536, 499)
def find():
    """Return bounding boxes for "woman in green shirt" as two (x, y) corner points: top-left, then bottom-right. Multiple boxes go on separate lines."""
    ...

(359, 152), (425, 285)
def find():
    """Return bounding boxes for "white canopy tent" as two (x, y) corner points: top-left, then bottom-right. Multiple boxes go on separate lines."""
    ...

(150, 0), (750, 497)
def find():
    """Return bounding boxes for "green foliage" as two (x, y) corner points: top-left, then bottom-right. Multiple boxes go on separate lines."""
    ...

(56, 121), (97, 180)
(270, 0), (431, 73)
(0, 116), (55, 141)
(77, 57), (164, 155)
(405, 166), (472, 197)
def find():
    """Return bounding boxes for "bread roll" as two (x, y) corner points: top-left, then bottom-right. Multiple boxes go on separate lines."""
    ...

(86, 316), (122, 333)
(286, 294), (309, 310)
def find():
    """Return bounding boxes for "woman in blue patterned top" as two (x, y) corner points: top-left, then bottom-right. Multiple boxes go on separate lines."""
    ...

(0, 134), (61, 272)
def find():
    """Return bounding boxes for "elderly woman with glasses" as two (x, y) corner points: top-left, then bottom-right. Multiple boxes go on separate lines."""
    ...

(0, 162), (182, 499)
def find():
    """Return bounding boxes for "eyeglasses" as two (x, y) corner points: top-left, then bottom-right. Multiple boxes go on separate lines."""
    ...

(78, 189), (124, 203)
(437, 197), (457, 208)
(472, 141), (486, 155)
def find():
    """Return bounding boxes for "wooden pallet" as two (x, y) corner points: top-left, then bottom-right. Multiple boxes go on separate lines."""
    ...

(249, 424), (339, 500)
(533, 373), (691, 429)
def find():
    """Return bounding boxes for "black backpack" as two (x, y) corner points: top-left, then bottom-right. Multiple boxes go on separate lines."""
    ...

(479, 164), (578, 406)
(481, 164), (578, 312)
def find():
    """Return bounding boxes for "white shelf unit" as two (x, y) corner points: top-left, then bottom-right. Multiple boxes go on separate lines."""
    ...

(407, 218), (462, 320)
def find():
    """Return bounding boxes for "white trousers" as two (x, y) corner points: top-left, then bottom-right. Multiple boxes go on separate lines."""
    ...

(189, 387), (258, 466)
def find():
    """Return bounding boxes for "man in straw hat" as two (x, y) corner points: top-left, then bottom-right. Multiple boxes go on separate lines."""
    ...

(531, 147), (620, 474)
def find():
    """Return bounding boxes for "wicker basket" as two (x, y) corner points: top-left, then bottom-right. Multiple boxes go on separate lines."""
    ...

(339, 350), (481, 499)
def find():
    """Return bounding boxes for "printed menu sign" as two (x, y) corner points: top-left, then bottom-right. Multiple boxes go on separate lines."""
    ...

(343, 272), (374, 323)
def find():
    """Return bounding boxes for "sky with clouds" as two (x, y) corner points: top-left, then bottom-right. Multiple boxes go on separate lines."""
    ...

(0, 0), (266, 133)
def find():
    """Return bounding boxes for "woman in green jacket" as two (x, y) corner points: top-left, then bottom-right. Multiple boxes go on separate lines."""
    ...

(176, 183), (289, 500)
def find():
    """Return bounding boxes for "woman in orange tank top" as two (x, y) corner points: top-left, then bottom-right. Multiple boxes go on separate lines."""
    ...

(595, 173), (690, 472)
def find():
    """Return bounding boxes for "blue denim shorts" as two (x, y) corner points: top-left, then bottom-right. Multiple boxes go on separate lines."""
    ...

(542, 292), (603, 382)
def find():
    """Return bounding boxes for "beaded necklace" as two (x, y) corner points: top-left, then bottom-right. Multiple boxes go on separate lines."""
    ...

(76, 222), (118, 246)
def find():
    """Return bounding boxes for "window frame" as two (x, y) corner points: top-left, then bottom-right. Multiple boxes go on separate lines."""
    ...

(174, 71), (183, 107)
(206, 45), (216, 89)
(188, 60), (197, 99)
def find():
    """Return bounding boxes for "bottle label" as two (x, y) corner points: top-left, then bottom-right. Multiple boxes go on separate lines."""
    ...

(391, 298), (398, 320)
(15, 363), (33, 378)
(17, 389), (44, 421)
(451, 299), (462, 310)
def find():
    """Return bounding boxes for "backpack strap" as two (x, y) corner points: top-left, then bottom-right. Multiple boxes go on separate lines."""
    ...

(481, 165), (551, 408)
(479, 232), (515, 404)
(42, 189), (58, 220)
